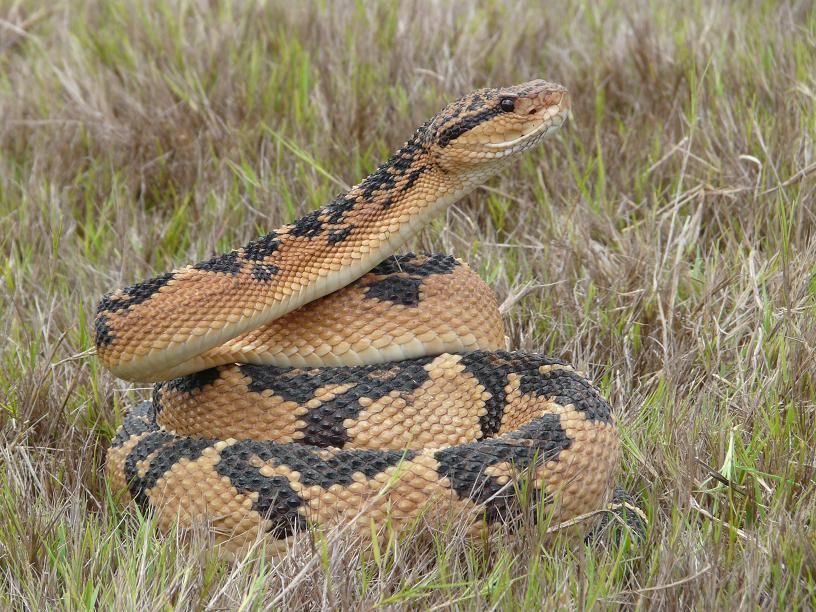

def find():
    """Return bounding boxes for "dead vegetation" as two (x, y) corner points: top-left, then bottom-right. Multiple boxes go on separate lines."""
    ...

(1, 0), (815, 608)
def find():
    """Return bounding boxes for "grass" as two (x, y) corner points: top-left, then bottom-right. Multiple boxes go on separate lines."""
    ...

(1, 0), (815, 608)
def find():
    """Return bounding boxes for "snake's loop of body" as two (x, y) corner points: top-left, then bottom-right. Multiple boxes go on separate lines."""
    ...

(97, 80), (625, 555)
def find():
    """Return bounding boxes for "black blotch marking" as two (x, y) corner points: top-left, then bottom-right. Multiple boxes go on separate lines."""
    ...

(459, 351), (592, 437)
(324, 195), (355, 225)
(359, 137), (425, 201)
(467, 93), (488, 112)
(193, 250), (242, 275)
(391, 157), (411, 173)
(216, 440), (416, 538)
(243, 233), (281, 261)
(402, 168), (423, 192)
(434, 413), (570, 524)
(220, 440), (417, 489)
(437, 106), (502, 147)
(94, 313), (114, 347)
(111, 401), (157, 448)
(360, 165), (397, 200)
(290, 210), (324, 238)
(363, 253), (459, 307)
(518, 368), (613, 424)
(390, 140), (421, 174)
(158, 367), (222, 400)
(368, 253), (458, 277)
(364, 276), (421, 307)
(124, 433), (213, 512)
(251, 263), (280, 281)
(152, 384), (165, 415)
(460, 354), (509, 437)
(238, 358), (434, 448)
(122, 431), (172, 510)
(97, 271), (174, 314)
(215, 441), (308, 538)
(327, 225), (353, 245)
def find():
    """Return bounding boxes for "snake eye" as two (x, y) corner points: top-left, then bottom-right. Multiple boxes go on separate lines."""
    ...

(499, 97), (516, 112)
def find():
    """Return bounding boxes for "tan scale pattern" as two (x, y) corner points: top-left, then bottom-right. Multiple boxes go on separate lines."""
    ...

(105, 401), (620, 556)
(145, 442), (273, 553)
(97, 171), (470, 382)
(99, 81), (627, 556)
(106, 433), (143, 494)
(346, 354), (490, 448)
(156, 367), (311, 442)
(157, 255), (505, 380)
(157, 353), (493, 447)
(496, 365), (576, 433)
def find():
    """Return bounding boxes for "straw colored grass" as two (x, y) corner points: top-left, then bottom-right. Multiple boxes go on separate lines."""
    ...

(1, 0), (815, 608)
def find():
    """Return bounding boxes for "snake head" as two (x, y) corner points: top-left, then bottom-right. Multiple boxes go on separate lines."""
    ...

(426, 79), (570, 173)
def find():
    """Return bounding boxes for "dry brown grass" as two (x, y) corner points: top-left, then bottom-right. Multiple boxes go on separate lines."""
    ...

(2, 0), (815, 608)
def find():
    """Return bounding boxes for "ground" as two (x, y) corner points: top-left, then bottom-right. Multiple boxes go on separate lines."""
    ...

(1, 0), (815, 608)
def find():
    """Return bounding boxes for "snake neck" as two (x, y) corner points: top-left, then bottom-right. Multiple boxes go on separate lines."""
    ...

(301, 137), (469, 256)
(306, 126), (514, 265)
(269, 136), (490, 318)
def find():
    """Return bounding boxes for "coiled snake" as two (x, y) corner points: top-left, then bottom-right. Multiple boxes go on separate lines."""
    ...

(97, 80), (628, 555)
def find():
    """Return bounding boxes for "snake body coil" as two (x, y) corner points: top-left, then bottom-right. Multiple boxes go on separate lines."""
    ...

(98, 80), (623, 555)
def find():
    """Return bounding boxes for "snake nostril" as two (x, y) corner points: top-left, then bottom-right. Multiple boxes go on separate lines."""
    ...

(528, 108), (538, 115)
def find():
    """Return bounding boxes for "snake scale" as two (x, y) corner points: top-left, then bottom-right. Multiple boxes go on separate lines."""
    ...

(97, 80), (628, 556)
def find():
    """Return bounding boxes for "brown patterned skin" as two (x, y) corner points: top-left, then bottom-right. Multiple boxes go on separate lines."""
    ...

(155, 253), (506, 380)
(107, 353), (620, 556)
(98, 80), (625, 555)
(95, 80), (570, 382)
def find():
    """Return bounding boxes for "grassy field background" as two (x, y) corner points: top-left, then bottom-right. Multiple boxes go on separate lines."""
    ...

(2, 0), (815, 608)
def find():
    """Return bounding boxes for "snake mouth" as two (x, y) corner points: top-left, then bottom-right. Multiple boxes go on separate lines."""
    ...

(483, 115), (563, 149)
(484, 106), (572, 149)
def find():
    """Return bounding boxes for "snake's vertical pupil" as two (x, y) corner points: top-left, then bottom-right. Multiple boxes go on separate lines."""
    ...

(500, 97), (516, 112)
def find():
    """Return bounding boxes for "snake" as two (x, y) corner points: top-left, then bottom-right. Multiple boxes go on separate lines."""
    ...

(97, 80), (629, 556)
